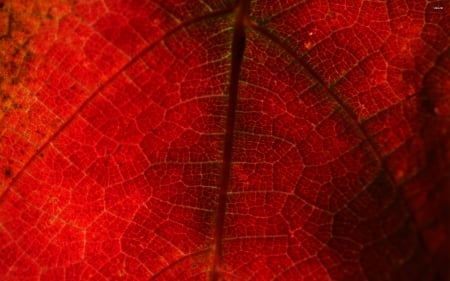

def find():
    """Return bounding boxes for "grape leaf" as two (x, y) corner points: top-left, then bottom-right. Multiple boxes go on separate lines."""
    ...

(0, 0), (448, 280)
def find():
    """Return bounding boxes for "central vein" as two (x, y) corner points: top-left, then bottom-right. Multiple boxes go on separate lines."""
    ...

(210, 1), (250, 280)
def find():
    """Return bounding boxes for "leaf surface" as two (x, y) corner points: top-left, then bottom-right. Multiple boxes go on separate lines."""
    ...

(0, 0), (448, 280)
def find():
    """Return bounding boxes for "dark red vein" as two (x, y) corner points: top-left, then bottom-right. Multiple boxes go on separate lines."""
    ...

(210, 1), (249, 280)
(150, 249), (210, 280)
(249, 23), (441, 279)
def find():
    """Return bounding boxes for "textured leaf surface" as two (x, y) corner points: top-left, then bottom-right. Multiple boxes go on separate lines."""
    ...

(0, 0), (449, 280)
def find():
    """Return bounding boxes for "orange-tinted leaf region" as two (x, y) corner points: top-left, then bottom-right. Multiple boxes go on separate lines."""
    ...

(0, 0), (449, 280)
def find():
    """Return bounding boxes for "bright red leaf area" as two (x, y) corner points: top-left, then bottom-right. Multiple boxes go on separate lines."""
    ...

(0, 0), (448, 280)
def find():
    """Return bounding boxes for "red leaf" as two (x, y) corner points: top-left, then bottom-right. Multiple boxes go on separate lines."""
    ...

(0, 0), (448, 280)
